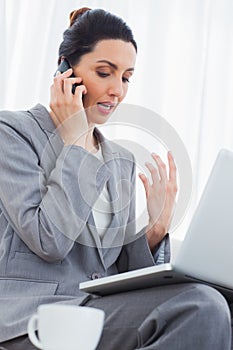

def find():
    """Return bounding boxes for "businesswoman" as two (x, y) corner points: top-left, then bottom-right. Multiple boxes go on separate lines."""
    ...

(0, 7), (230, 350)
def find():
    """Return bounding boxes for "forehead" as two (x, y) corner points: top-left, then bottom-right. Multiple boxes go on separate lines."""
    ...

(79, 39), (137, 69)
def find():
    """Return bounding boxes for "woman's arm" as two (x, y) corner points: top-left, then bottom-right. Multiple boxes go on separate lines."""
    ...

(0, 116), (110, 262)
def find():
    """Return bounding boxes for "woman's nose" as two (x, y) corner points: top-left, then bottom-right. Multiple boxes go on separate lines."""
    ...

(108, 79), (124, 98)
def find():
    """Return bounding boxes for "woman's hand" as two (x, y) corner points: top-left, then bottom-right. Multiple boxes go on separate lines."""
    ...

(139, 151), (177, 250)
(49, 68), (88, 146)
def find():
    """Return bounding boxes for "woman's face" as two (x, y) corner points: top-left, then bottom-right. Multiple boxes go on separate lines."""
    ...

(73, 39), (136, 125)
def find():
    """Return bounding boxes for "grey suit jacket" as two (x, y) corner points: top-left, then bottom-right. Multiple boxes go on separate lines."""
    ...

(0, 104), (169, 342)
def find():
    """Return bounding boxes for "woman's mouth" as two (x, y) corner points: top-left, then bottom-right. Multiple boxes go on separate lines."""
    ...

(97, 102), (116, 115)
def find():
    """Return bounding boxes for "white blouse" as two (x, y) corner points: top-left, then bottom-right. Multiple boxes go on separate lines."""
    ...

(92, 146), (112, 238)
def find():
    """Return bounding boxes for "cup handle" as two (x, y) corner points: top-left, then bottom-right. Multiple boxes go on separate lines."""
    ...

(27, 314), (43, 349)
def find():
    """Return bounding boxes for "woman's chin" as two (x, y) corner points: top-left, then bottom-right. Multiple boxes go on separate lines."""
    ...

(86, 105), (115, 125)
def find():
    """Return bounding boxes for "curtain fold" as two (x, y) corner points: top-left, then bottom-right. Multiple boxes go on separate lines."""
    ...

(0, 0), (6, 107)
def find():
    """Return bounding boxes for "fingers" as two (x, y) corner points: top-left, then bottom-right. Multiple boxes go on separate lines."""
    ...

(53, 69), (85, 99)
(63, 76), (82, 97)
(138, 173), (149, 198)
(167, 151), (177, 181)
(139, 151), (177, 192)
(151, 153), (167, 184)
(54, 69), (72, 96)
(167, 151), (178, 196)
(143, 153), (167, 188)
(73, 84), (87, 101)
(145, 161), (160, 188)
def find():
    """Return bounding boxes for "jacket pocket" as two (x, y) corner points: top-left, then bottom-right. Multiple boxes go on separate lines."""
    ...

(13, 251), (62, 265)
(0, 278), (58, 297)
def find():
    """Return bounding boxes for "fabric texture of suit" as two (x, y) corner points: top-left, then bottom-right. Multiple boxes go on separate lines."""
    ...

(0, 104), (169, 342)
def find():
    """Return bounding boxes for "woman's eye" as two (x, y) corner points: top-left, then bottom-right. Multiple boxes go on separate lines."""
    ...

(97, 72), (110, 78)
(97, 71), (130, 83)
(122, 77), (130, 83)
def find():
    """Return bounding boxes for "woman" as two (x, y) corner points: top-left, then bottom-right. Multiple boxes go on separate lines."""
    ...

(0, 7), (231, 350)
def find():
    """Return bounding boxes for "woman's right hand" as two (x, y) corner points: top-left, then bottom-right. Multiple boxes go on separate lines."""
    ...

(49, 68), (88, 146)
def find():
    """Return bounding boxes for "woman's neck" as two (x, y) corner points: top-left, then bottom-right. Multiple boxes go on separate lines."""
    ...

(85, 127), (99, 153)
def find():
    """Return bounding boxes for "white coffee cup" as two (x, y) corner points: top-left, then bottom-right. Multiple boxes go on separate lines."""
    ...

(27, 304), (105, 350)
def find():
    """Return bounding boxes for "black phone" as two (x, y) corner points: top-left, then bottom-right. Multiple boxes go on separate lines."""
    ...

(54, 59), (78, 94)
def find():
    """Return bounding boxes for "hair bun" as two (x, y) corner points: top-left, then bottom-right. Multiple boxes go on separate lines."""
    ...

(69, 7), (91, 27)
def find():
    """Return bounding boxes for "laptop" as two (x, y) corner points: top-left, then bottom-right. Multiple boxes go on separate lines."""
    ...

(79, 148), (233, 300)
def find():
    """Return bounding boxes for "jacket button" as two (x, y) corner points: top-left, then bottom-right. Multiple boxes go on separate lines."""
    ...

(91, 273), (102, 280)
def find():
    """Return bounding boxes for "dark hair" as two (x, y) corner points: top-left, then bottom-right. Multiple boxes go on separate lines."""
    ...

(58, 7), (137, 66)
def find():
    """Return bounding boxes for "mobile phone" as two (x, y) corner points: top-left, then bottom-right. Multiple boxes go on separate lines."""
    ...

(54, 59), (78, 94)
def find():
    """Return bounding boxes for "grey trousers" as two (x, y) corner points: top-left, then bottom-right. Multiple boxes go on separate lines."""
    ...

(0, 283), (231, 350)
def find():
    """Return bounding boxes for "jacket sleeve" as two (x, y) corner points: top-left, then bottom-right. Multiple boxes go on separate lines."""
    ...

(0, 117), (111, 262)
(152, 233), (171, 264)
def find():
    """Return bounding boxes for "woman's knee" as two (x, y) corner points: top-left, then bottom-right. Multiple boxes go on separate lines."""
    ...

(190, 284), (231, 325)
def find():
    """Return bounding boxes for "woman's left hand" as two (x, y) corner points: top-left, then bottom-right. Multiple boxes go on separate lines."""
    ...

(139, 151), (177, 250)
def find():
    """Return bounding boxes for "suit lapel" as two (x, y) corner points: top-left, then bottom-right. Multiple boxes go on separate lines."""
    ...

(91, 129), (125, 268)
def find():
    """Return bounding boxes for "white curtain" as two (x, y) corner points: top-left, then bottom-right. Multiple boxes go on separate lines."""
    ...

(0, 0), (6, 107)
(1, 0), (233, 240)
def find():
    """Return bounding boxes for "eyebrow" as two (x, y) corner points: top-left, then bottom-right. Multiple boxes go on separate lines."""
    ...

(96, 60), (134, 72)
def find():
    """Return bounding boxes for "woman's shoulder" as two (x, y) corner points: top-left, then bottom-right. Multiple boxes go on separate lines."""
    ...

(0, 104), (51, 137)
(0, 107), (26, 124)
(0, 105), (38, 129)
